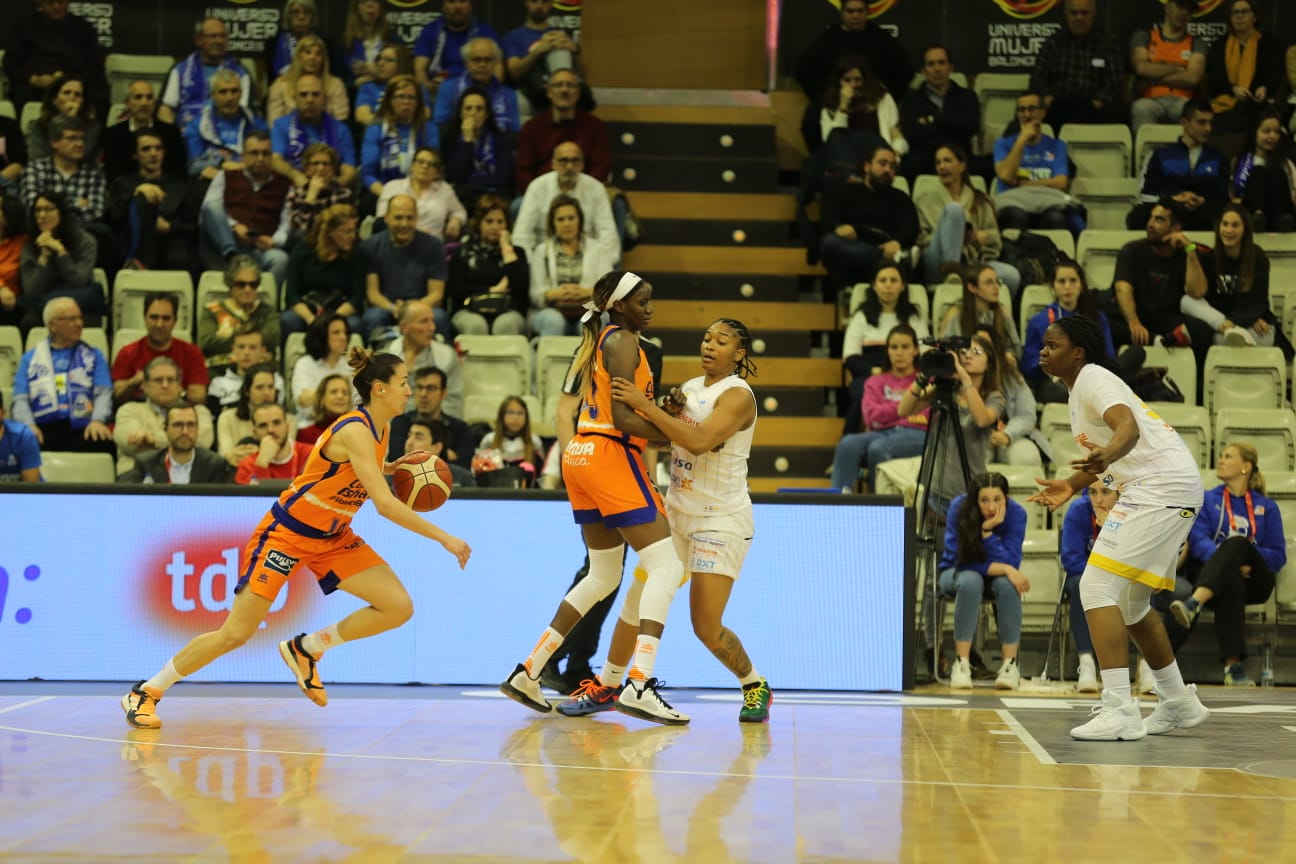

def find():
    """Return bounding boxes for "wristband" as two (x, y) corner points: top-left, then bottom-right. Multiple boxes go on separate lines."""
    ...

(1184, 242), (1197, 254)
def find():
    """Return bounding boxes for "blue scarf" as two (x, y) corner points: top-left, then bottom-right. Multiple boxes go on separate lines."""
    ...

(284, 112), (348, 167)
(175, 53), (246, 130)
(28, 339), (97, 430)
(377, 121), (419, 181)
(1233, 151), (1257, 198)
(471, 131), (498, 183)
(424, 20), (483, 76)
(272, 32), (303, 77)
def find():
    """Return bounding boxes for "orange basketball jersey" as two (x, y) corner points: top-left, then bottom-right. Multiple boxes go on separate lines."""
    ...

(576, 325), (654, 451)
(270, 408), (387, 537)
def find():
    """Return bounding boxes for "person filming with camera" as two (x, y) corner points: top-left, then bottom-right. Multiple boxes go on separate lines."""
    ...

(898, 330), (1005, 525)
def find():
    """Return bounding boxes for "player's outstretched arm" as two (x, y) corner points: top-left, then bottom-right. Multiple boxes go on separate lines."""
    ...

(332, 423), (472, 568)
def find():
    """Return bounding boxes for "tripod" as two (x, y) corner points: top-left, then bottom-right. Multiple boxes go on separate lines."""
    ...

(912, 378), (974, 683)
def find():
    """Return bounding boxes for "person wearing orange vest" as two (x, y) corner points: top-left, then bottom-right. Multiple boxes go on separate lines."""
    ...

(1130, 0), (1207, 134)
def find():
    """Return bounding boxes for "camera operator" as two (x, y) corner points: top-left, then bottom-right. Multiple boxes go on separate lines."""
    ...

(898, 331), (1006, 525)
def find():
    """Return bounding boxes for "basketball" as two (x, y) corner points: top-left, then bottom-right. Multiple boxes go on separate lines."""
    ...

(392, 454), (454, 512)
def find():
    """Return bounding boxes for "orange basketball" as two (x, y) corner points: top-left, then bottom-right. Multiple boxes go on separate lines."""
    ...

(392, 454), (454, 512)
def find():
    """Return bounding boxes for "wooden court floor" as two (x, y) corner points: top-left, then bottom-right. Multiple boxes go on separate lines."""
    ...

(1, 681), (1294, 863)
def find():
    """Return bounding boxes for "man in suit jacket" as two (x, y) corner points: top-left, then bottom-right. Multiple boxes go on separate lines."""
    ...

(119, 403), (234, 484)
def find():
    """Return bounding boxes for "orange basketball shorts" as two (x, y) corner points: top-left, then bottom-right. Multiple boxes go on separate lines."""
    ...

(235, 511), (387, 601)
(562, 433), (664, 528)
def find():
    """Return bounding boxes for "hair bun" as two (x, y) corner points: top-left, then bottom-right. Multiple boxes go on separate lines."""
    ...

(347, 345), (372, 373)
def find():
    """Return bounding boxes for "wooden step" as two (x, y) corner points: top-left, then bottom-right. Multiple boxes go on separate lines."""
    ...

(663, 356), (841, 387)
(615, 155), (779, 193)
(597, 105), (773, 126)
(639, 218), (798, 248)
(632, 192), (799, 221)
(749, 476), (834, 493)
(607, 122), (773, 159)
(753, 417), (841, 448)
(640, 272), (803, 303)
(652, 328), (811, 356)
(625, 245), (824, 276)
(652, 300), (835, 332)
(750, 447), (833, 476)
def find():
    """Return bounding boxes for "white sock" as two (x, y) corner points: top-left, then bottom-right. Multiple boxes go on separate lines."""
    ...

(143, 659), (183, 695)
(739, 669), (762, 687)
(523, 627), (564, 678)
(628, 635), (661, 681)
(602, 662), (627, 687)
(1151, 659), (1189, 699)
(1100, 668), (1130, 702)
(302, 623), (345, 658)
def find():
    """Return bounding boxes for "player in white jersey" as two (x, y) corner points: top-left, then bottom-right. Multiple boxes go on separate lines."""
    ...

(1030, 315), (1209, 742)
(599, 318), (772, 722)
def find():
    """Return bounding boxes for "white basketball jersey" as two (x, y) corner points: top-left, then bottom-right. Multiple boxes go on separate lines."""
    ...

(1069, 364), (1203, 507)
(665, 374), (755, 517)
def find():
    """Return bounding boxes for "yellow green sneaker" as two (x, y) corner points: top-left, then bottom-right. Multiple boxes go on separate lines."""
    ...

(738, 679), (772, 723)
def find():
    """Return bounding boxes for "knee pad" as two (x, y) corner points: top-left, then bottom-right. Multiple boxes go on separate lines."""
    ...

(619, 574), (644, 626)
(636, 537), (685, 626)
(563, 545), (625, 616)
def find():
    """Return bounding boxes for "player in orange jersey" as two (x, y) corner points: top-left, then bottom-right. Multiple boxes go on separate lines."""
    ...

(122, 347), (471, 730)
(500, 270), (690, 725)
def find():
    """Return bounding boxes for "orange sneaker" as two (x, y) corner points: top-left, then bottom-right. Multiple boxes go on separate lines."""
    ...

(121, 681), (163, 729)
(279, 634), (328, 707)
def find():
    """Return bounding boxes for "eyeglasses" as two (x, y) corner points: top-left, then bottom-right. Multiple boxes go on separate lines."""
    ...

(960, 347), (986, 357)
(148, 375), (179, 384)
(231, 280), (260, 288)
(554, 156), (582, 165)
(467, 55), (495, 63)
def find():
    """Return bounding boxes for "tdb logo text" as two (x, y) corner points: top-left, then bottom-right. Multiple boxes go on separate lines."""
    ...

(164, 548), (287, 614)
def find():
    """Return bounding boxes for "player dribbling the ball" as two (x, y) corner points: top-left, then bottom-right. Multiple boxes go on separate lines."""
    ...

(122, 348), (471, 730)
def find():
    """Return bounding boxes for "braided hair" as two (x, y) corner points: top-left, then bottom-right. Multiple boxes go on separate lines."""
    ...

(710, 318), (758, 380)
(1051, 314), (1115, 373)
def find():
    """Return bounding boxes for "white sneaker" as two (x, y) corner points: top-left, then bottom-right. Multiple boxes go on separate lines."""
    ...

(499, 663), (553, 713)
(1077, 653), (1100, 693)
(949, 657), (973, 689)
(1224, 326), (1256, 347)
(615, 678), (690, 726)
(1070, 691), (1147, 741)
(995, 658), (1021, 690)
(1134, 658), (1157, 695)
(1144, 684), (1209, 735)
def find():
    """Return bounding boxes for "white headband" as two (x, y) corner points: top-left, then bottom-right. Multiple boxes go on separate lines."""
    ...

(580, 272), (642, 324)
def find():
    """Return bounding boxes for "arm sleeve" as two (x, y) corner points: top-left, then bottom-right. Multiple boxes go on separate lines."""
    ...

(359, 125), (382, 189)
(938, 494), (964, 571)
(1188, 492), (1219, 565)
(987, 501), (1028, 570)
(862, 376), (904, 430)
(1059, 500), (1092, 576)
(1001, 378), (1038, 442)
(1256, 497), (1287, 575)
(1021, 312), (1045, 382)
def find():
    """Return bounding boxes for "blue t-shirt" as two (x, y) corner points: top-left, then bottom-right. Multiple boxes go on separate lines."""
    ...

(412, 19), (500, 78)
(271, 114), (357, 169)
(500, 25), (547, 62)
(993, 134), (1069, 194)
(0, 418), (41, 481)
